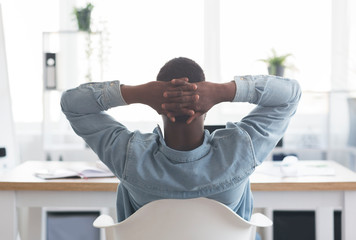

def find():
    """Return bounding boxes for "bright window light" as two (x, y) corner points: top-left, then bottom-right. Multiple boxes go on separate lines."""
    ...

(3, 0), (332, 124)
(221, 0), (331, 91)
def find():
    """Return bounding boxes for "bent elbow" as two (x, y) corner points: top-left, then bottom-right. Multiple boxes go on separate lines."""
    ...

(290, 79), (302, 104)
(60, 91), (69, 112)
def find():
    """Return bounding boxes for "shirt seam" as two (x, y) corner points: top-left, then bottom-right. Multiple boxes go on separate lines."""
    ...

(122, 165), (255, 198)
(122, 131), (137, 179)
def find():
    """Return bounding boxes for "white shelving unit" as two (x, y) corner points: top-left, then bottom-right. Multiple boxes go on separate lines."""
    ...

(42, 31), (103, 162)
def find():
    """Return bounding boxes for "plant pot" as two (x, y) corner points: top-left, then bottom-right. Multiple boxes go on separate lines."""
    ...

(268, 65), (285, 77)
(75, 10), (92, 32)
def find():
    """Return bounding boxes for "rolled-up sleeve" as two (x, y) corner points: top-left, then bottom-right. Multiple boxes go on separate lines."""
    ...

(60, 81), (132, 178)
(231, 75), (301, 165)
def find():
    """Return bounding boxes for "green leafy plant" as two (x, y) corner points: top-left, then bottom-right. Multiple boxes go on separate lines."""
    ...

(74, 3), (94, 32)
(259, 49), (292, 76)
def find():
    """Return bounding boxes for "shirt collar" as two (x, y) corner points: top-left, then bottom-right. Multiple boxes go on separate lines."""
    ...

(153, 125), (212, 162)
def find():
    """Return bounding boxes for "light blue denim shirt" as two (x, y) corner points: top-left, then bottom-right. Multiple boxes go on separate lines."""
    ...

(61, 75), (301, 222)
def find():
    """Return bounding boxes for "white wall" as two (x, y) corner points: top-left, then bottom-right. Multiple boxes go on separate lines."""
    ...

(0, 4), (19, 171)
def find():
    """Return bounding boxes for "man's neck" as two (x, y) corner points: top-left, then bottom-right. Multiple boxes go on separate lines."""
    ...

(163, 120), (205, 151)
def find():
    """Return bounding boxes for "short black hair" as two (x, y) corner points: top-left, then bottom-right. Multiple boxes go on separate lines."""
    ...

(156, 57), (205, 83)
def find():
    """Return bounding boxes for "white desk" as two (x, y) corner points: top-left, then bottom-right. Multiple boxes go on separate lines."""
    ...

(251, 160), (356, 240)
(1, 160), (356, 240)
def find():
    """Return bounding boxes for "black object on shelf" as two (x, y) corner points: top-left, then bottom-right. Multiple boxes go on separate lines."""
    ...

(276, 137), (283, 147)
(0, 147), (6, 158)
(204, 125), (225, 133)
(44, 52), (57, 90)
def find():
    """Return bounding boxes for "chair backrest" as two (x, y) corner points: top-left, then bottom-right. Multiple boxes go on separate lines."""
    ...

(93, 197), (272, 240)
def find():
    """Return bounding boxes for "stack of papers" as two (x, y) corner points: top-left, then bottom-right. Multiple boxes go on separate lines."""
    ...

(256, 160), (335, 177)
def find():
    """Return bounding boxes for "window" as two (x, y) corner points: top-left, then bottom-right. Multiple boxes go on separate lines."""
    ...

(2, 0), (59, 122)
(3, 0), (334, 124)
(220, 0), (331, 91)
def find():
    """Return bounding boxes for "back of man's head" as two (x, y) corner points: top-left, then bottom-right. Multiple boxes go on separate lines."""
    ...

(156, 57), (205, 83)
(157, 57), (205, 123)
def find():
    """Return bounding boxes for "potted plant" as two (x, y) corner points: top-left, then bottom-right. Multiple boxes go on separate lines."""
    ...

(259, 49), (292, 77)
(73, 3), (95, 82)
(74, 3), (94, 32)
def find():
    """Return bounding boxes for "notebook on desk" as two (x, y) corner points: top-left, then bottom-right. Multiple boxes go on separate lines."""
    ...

(34, 161), (115, 179)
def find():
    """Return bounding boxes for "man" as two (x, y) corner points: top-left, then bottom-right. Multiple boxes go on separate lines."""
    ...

(61, 57), (301, 222)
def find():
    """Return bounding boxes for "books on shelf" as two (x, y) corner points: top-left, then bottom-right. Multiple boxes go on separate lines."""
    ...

(34, 161), (115, 179)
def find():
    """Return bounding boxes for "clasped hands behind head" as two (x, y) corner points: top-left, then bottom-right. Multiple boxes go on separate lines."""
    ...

(158, 78), (217, 125)
(160, 77), (199, 124)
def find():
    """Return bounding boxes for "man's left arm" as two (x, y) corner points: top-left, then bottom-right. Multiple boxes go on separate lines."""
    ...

(233, 75), (302, 165)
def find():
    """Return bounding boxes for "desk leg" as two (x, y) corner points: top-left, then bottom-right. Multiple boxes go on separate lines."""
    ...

(263, 208), (273, 240)
(316, 207), (334, 240)
(0, 191), (18, 240)
(343, 191), (356, 240)
(18, 207), (42, 240)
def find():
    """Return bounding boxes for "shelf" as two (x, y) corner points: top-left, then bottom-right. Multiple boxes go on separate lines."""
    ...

(42, 31), (104, 161)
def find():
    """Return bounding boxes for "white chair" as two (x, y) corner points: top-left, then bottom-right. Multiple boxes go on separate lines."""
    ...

(93, 197), (272, 240)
